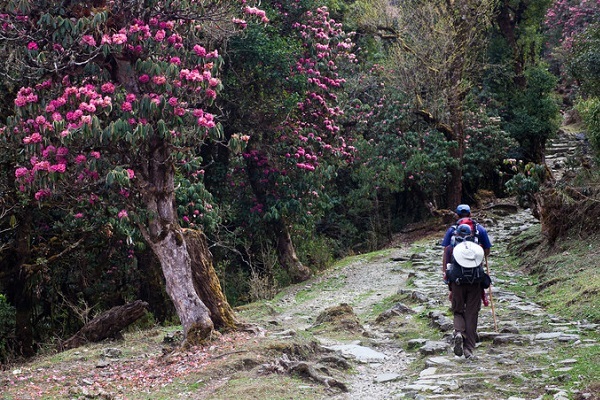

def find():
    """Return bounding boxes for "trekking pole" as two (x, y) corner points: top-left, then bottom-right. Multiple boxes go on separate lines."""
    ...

(485, 256), (499, 332)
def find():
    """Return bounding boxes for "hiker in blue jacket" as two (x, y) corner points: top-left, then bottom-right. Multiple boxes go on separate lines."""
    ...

(441, 204), (492, 359)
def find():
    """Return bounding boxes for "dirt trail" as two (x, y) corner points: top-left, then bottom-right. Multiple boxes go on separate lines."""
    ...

(267, 206), (598, 399)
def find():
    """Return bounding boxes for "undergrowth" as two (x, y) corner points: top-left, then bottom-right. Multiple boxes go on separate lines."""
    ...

(509, 228), (600, 323)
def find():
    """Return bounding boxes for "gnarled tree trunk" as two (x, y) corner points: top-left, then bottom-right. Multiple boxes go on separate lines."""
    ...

(61, 300), (149, 350)
(184, 229), (237, 330)
(141, 139), (214, 344)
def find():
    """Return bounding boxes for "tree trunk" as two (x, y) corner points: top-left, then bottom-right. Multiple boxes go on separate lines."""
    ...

(272, 219), (312, 283)
(446, 92), (465, 208)
(244, 150), (312, 283)
(495, 0), (527, 88)
(9, 212), (35, 357)
(148, 227), (214, 343)
(184, 229), (237, 330)
(61, 300), (148, 350)
(141, 139), (214, 344)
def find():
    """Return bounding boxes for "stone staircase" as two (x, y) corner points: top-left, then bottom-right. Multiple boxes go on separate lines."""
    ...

(545, 130), (590, 181)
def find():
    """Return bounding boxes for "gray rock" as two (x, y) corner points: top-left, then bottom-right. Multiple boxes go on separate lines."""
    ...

(324, 344), (387, 363)
(407, 338), (428, 349)
(418, 341), (448, 355)
(374, 373), (401, 383)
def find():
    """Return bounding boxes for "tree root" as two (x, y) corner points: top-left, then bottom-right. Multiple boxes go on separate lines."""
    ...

(260, 354), (349, 392)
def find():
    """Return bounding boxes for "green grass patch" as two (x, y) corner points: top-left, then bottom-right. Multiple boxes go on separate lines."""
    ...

(208, 374), (326, 400)
(510, 227), (600, 323)
(293, 275), (345, 304)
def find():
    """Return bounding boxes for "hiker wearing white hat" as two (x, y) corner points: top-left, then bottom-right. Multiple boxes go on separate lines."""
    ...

(441, 204), (492, 359)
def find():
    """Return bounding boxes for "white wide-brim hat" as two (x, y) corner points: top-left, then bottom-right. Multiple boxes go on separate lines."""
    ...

(453, 241), (484, 268)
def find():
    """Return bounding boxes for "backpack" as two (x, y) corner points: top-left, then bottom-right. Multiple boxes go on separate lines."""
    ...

(449, 217), (480, 246)
(447, 241), (485, 285)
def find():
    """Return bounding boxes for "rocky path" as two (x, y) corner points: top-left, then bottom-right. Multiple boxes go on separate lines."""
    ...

(269, 207), (598, 399)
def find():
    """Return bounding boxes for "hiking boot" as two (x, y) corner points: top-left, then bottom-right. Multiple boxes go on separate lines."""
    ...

(453, 333), (464, 357)
(464, 348), (474, 359)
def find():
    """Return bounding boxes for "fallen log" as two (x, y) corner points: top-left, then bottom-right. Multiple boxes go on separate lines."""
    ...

(60, 300), (149, 351)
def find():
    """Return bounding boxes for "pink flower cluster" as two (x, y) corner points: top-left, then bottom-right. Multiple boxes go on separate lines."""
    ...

(244, 7), (269, 23)
(14, 87), (38, 107)
(11, 12), (227, 204)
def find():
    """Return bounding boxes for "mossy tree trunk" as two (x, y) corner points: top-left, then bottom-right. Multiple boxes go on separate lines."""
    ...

(184, 229), (237, 330)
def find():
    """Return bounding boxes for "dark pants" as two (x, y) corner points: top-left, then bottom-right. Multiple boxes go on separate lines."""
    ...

(450, 282), (482, 353)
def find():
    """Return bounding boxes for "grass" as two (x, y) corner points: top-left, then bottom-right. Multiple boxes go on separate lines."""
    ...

(508, 225), (600, 394)
(207, 374), (325, 400)
(293, 274), (346, 304)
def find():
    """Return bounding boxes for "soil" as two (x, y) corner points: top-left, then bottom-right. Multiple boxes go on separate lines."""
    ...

(1, 202), (599, 399)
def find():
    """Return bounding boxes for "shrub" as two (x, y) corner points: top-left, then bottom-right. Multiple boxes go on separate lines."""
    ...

(504, 162), (548, 207)
(0, 294), (16, 362)
(576, 97), (600, 157)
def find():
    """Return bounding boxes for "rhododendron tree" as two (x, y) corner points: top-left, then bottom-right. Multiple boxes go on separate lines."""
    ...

(545, 0), (600, 51)
(0, 0), (266, 343)
(544, 0), (600, 98)
(216, 2), (356, 282)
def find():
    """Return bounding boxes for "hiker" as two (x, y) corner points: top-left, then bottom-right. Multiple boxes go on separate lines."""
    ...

(441, 204), (492, 359)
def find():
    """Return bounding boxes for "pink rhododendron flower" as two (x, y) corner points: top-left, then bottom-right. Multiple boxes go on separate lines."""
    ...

(34, 189), (51, 200)
(121, 102), (133, 112)
(15, 167), (29, 178)
(205, 89), (216, 99)
(139, 74), (150, 83)
(49, 164), (66, 173)
(193, 45), (206, 57)
(232, 18), (247, 28)
(74, 213), (84, 218)
(152, 75), (166, 85)
(81, 35), (96, 46)
(27, 41), (38, 50)
(34, 161), (50, 171)
(101, 82), (115, 93)
(75, 154), (86, 164)
(111, 33), (127, 44)
(126, 169), (135, 179)
(118, 209), (128, 219)
(154, 29), (166, 41)
(23, 132), (43, 144)
(90, 151), (101, 159)
(42, 146), (56, 157)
